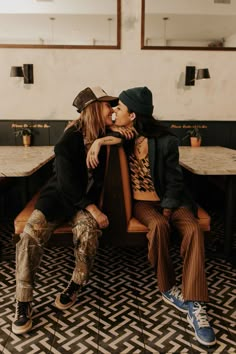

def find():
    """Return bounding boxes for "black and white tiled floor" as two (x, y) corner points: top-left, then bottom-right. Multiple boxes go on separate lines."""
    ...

(0, 214), (235, 354)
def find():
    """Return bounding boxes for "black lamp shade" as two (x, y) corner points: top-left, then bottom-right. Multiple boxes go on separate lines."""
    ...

(10, 66), (24, 77)
(10, 64), (34, 84)
(196, 68), (210, 80)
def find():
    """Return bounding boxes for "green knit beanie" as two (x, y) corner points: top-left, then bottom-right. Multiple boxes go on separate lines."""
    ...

(119, 86), (153, 116)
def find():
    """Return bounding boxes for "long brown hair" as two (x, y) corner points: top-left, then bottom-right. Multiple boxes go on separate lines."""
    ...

(66, 101), (106, 143)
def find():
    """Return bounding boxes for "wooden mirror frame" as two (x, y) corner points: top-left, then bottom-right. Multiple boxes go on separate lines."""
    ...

(0, 0), (121, 49)
(141, 0), (236, 51)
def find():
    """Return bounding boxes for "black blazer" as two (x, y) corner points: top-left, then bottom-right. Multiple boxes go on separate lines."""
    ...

(124, 134), (197, 215)
(35, 125), (107, 221)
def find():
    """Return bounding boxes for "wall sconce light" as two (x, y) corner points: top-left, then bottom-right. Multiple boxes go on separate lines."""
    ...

(10, 64), (34, 84)
(185, 66), (210, 86)
(196, 68), (210, 80)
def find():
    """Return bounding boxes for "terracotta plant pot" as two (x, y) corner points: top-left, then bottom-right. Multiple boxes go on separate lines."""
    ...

(23, 135), (31, 147)
(190, 137), (201, 147)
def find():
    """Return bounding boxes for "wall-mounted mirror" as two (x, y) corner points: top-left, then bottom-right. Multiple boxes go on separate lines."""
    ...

(141, 0), (236, 50)
(0, 0), (121, 49)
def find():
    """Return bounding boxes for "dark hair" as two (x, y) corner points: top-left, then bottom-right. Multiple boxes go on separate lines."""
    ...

(128, 109), (174, 138)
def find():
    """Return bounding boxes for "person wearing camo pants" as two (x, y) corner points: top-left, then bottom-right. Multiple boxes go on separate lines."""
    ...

(12, 86), (118, 335)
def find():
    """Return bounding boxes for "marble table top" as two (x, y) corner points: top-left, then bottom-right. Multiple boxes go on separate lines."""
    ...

(0, 146), (55, 177)
(179, 146), (236, 175)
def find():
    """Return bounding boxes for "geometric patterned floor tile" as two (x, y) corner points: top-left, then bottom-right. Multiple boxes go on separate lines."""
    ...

(0, 219), (236, 354)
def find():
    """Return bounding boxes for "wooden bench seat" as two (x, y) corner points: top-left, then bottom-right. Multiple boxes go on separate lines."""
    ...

(14, 145), (211, 248)
(14, 192), (71, 235)
(14, 191), (210, 236)
(127, 206), (211, 233)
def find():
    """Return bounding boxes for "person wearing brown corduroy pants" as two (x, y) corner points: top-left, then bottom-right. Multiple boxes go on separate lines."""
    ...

(134, 201), (208, 301)
(87, 86), (216, 347)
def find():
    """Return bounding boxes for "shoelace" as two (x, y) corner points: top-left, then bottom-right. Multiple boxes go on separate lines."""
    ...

(170, 286), (184, 301)
(63, 280), (78, 296)
(16, 301), (29, 318)
(192, 302), (209, 328)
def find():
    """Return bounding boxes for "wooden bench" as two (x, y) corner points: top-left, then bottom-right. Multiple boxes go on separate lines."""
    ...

(14, 191), (71, 235)
(14, 191), (73, 246)
(14, 145), (211, 247)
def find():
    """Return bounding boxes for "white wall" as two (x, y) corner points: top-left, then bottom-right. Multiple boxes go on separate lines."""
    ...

(0, 0), (236, 121)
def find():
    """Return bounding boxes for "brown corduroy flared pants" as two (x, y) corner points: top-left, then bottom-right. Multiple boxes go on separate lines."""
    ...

(134, 201), (209, 302)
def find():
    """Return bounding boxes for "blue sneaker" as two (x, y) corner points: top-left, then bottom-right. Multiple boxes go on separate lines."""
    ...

(187, 301), (216, 346)
(162, 286), (188, 313)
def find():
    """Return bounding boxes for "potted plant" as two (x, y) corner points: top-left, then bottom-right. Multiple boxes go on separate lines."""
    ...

(14, 126), (33, 147)
(182, 127), (202, 147)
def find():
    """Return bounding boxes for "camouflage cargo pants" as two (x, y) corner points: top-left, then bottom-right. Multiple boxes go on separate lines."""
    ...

(15, 209), (102, 302)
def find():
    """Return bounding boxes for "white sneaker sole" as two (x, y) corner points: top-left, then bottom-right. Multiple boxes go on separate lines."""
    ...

(12, 318), (32, 335)
(54, 294), (77, 310)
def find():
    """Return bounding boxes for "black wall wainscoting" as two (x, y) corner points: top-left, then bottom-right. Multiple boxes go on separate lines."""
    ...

(0, 120), (235, 149)
(0, 121), (68, 146)
(162, 121), (236, 149)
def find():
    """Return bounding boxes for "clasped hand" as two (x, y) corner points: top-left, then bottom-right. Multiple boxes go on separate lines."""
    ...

(86, 125), (135, 169)
(95, 211), (109, 229)
(86, 204), (109, 229)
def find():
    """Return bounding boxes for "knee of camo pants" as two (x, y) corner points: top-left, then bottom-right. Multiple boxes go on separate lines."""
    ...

(22, 209), (56, 246)
(71, 210), (102, 285)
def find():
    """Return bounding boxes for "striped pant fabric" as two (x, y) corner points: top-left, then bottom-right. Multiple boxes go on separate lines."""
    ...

(134, 201), (209, 301)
